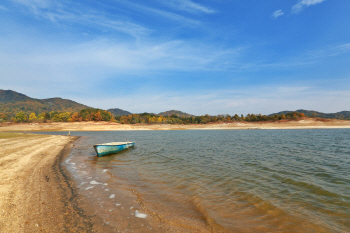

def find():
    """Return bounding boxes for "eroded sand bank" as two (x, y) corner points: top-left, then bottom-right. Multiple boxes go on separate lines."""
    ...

(1, 118), (350, 132)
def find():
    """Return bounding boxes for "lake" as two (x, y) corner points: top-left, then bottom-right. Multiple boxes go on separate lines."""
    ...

(40, 129), (350, 232)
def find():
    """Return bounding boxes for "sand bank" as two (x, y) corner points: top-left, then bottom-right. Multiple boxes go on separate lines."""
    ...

(0, 133), (97, 232)
(1, 118), (350, 132)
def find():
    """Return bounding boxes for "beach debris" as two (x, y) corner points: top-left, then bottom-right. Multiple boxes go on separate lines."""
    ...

(109, 194), (115, 199)
(105, 189), (109, 191)
(103, 169), (108, 172)
(135, 210), (147, 219)
(90, 180), (100, 185)
(115, 203), (121, 206)
(130, 207), (133, 209)
(85, 186), (94, 190)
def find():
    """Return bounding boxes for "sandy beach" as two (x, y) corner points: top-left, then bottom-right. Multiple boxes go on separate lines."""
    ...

(0, 133), (97, 232)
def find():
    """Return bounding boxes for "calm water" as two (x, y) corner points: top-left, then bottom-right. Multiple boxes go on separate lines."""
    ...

(41, 129), (350, 232)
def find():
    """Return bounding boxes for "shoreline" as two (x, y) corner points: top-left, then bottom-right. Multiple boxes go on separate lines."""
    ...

(0, 132), (205, 233)
(1, 119), (350, 132)
(0, 133), (102, 232)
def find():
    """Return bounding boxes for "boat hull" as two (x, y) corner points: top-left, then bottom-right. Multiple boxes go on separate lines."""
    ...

(93, 142), (135, 157)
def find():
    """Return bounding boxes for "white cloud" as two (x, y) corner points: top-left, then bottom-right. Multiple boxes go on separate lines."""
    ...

(271, 9), (284, 19)
(162, 0), (216, 14)
(0, 36), (243, 94)
(0, 5), (9, 11)
(111, 0), (201, 25)
(305, 43), (350, 59)
(74, 85), (350, 115)
(292, 0), (326, 14)
(10, 0), (151, 39)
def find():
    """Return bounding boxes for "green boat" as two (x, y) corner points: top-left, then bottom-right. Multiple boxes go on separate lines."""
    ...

(93, 142), (135, 157)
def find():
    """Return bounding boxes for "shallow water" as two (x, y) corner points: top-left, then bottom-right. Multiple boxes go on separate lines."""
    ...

(41, 129), (350, 232)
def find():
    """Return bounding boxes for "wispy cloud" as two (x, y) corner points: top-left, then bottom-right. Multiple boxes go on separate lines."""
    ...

(305, 43), (350, 59)
(10, 0), (151, 38)
(0, 4), (9, 11)
(292, 0), (326, 14)
(246, 42), (350, 71)
(271, 9), (284, 19)
(161, 0), (216, 14)
(0, 35), (243, 90)
(75, 84), (350, 115)
(111, 0), (202, 26)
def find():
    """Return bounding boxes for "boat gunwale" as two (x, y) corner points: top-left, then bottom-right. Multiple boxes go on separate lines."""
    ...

(93, 142), (134, 147)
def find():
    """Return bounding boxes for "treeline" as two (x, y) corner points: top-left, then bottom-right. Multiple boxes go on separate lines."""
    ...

(0, 108), (115, 123)
(115, 112), (307, 124)
(0, 110), (317, 124)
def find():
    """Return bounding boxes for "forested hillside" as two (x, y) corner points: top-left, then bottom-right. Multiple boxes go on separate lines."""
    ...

(158, 110), (193, 117)
(107, 108), (132, 116)
(0, 90), (90, 118)
(270, 109), (350, 120)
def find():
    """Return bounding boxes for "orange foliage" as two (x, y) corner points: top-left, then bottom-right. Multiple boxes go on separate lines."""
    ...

(95, 111), (102, 121)
(71, 112), (80, 122)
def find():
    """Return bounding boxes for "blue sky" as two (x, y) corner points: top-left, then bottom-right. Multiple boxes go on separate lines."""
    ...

(1, 0), (350, 115)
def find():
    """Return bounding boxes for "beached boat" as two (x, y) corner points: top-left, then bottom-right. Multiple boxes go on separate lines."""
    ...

(93, 142), (135, 157)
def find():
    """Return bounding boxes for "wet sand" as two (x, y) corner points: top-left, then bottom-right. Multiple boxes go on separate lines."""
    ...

(1, 118), (350, 132)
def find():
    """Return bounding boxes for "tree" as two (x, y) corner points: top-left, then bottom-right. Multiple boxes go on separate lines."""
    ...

(71, 112), (80, 122)
(38, 113), (47, 120)
(0, 113), (7, 121)
(29, 113), (37, 121)
(14, 112), (28, 122)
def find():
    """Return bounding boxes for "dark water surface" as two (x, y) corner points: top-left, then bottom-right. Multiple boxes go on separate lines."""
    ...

(40, 129), (350, 232)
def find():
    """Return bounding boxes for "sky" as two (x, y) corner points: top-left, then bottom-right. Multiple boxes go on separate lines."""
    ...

(1, 0), (350, 115)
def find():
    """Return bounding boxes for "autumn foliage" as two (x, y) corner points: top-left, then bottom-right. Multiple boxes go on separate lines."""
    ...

(0, 110), (329, 124)
(0, 108), (115, 123)
(114, 111), (308, 125)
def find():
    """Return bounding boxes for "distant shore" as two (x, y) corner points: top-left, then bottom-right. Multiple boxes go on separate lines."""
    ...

(1, 118), (350, 132)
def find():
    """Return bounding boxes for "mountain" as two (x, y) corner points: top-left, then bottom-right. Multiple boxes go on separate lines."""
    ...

(158, 110), (193, 118)
(0, 90), (91, 118)
(107, 108), (132, 116)
(0, 90), (34, 103)
(269, 109), (350, 119)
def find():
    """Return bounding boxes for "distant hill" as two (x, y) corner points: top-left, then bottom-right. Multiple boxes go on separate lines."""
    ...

(158, 110), (193, 118)
(0, 90), (34, 103)
(107, 108), (132, 116)
(270, 109), (350, 119)
(0, 90), (91, 118)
